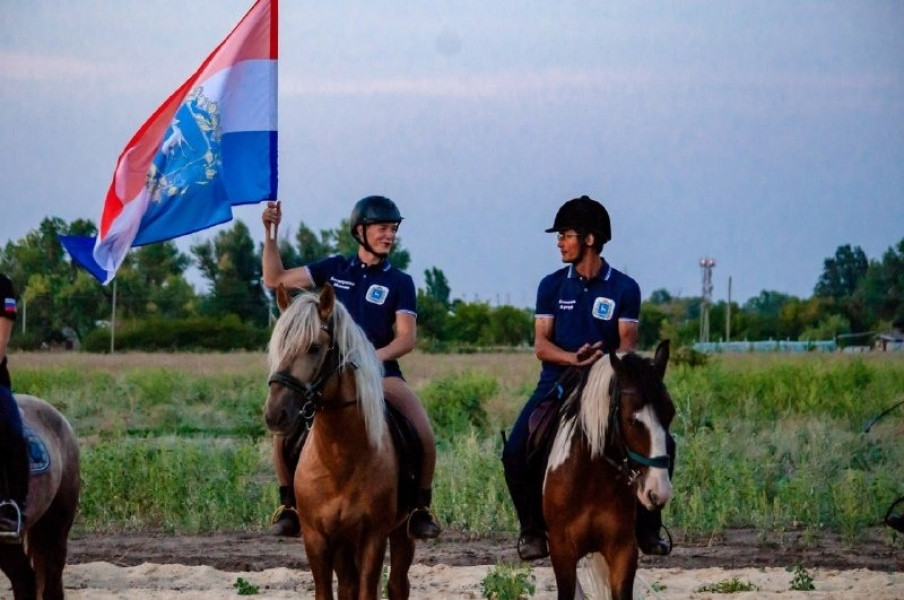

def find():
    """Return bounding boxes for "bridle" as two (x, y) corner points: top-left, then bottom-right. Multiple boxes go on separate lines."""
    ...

(604, 376), (671, 486)
(267, 316), (358, 434)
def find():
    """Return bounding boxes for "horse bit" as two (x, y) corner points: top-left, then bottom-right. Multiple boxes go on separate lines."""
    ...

(605, 377), (671, 487)
(267, 318), (358, 433)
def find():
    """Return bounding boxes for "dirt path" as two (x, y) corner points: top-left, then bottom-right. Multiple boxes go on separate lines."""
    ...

(3, 528), (902, 599)
(66, 528), (903, 573)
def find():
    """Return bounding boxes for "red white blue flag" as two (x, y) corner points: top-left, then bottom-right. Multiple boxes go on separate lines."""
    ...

(64, 0), (277, 284)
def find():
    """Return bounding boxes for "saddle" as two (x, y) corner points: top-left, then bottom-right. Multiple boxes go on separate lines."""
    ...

(526, 367), (586, 470)
(520, 367), (586, 531)
(280, 405), (422, 513)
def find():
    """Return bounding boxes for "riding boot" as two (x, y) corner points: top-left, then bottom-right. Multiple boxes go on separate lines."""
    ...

(636, 505), (671, 556)
(407, 489), (441, 539)
(502, 453), (548, 561)
(268, 485), (300, 537)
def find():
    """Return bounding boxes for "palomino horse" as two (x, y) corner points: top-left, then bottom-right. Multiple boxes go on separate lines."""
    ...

(543, 341), (674, 600)
(0, 395), (80, 600)
(263, 284), (415, 600)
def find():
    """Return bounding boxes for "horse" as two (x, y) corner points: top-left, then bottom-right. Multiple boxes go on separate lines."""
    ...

(263, 283), (415, 600)
(542, 340), (674, 600)
(0, 394), (81, 600)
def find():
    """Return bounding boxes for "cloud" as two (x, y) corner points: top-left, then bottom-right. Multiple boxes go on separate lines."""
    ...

(0, 50), (116, 83)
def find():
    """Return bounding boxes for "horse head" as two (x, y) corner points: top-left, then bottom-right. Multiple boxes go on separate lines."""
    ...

(608, 339), (675, 511)
(263, 283), (387, 447)
(264, 283), (345, 436)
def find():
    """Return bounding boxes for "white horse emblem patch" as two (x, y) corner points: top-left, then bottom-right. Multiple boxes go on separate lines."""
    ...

(366, 285), (389, 305)
(592, 297), (615, 320)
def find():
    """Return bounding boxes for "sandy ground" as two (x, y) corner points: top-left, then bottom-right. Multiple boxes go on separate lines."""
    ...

(2, 528), (903, 599)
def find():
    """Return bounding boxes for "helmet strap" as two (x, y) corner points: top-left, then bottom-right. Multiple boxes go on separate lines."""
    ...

(356, 224), (389, 259)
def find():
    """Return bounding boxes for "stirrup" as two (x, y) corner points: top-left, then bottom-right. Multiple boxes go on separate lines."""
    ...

(269, 504), (298, 525)
(0, 500), (23, 544)
(406, 507), (441, 539)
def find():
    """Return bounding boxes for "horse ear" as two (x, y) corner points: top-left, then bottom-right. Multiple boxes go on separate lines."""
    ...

(654, 339), (670, 379)
(276, 284), (291, 313)
(608, 351), (621, 371)
(319, 282), (336, 322)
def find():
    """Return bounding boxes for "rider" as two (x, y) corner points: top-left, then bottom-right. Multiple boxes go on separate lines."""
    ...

(0, 272), (27, 542)
(501, 195), (674, 560)
(261, 195), (441, 540)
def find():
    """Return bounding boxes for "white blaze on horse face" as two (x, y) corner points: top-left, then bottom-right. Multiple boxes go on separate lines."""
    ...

(636, 405), (673, 510)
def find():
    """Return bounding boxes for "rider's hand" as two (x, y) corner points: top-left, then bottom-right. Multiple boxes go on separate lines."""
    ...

(262, 200), (281, 234)
(574, 342), (603, 366)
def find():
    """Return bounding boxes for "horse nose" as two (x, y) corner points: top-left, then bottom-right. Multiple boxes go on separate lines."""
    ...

(265, 405), (288, 432)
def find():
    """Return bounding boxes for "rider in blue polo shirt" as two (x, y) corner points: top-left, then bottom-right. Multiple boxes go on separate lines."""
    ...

(502, 195), (673, 560)
(0, 273), (27, 542)
(261, 195), (441, 540)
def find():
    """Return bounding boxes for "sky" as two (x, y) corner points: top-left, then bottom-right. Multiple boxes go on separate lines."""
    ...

(1, 1), (902, 308)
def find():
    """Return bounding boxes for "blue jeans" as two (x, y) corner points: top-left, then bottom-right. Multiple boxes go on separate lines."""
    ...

(0, 385), (28, 507)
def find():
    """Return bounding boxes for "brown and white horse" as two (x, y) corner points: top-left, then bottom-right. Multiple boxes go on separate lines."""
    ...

(0, 395), (80, 600)
(263, 283), (415, 600)
(543, 341), (674, 600)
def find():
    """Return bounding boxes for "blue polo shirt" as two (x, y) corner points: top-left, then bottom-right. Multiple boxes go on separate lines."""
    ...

(535, 261), (640, 386)
(307, 255), (417, 378)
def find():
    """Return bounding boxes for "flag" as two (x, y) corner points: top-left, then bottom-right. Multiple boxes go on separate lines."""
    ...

(68, 0), (278, 284)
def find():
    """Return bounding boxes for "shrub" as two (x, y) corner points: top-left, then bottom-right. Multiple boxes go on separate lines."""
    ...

(421, 371), (496, 444)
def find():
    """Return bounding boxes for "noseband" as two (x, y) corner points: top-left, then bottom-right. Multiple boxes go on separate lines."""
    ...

(268, 317), (358, 433)
(605, 376), (671, 485)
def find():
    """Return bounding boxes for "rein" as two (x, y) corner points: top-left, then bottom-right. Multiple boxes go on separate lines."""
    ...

(604, 377), (671, 485)
(267, 318), (358, 433)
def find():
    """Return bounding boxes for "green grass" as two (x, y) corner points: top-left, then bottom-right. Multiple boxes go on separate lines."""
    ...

(14, 352), (904, 545)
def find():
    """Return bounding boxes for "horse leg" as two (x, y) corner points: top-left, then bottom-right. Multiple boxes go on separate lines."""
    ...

(26, 492), (78, 600)
(0, 547), (37, 600)
(305, 536), (336, 600)
(386, 526), (414, 600)
(547, 538), (579, 600)
(604, 543), (638, 600)
(334, 543), (360, 600)
(352, 534), (388, 600)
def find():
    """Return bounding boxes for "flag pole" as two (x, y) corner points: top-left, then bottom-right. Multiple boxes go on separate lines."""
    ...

(110, 278), (117, 354)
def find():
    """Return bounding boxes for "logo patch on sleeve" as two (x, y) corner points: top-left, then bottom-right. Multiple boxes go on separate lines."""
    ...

(366, 285), (389, 305)
(592, 297), (615, 320)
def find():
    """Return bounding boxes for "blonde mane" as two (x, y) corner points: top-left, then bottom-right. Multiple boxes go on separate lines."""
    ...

(267, 291), (386, 448)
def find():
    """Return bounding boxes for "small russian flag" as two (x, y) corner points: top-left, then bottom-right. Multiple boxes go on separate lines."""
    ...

(3, 297), (16, 314)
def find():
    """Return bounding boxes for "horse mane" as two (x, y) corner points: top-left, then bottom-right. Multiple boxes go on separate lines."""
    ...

(267, 291), (386, 448)
(578, 354), (617, 458)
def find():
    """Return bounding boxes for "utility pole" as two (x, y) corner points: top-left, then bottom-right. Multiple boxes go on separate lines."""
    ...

(726, 276), (732, 342)
(699, 258), (716, 343)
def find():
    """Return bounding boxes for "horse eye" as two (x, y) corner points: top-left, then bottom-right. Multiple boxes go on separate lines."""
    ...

(307, 343), (322, 355)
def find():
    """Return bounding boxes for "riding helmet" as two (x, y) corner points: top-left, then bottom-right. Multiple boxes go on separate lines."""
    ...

(545, 195), (611, 244)
(349, 195), (404, 238)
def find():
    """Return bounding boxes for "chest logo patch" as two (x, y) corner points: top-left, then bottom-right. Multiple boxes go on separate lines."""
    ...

(592, 297), (616, 320)
(366, 284), (389, 305)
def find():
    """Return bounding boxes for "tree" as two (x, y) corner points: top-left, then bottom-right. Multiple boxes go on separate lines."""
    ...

(191, 221), (269, 325)
(294, 221), (332, 265)
(814, 244), (869, 300)
(855, 238), (904, 325)
(417, 267), (453, 343)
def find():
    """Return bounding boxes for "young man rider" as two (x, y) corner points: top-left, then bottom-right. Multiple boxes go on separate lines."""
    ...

(502, 195), (674, 560)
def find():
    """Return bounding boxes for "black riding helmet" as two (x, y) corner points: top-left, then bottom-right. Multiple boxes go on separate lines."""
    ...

(545, 195), (612, 245)
(349, 195), (403, 257)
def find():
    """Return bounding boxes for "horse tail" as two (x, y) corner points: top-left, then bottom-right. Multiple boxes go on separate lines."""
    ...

(577, 553), (612, 599)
